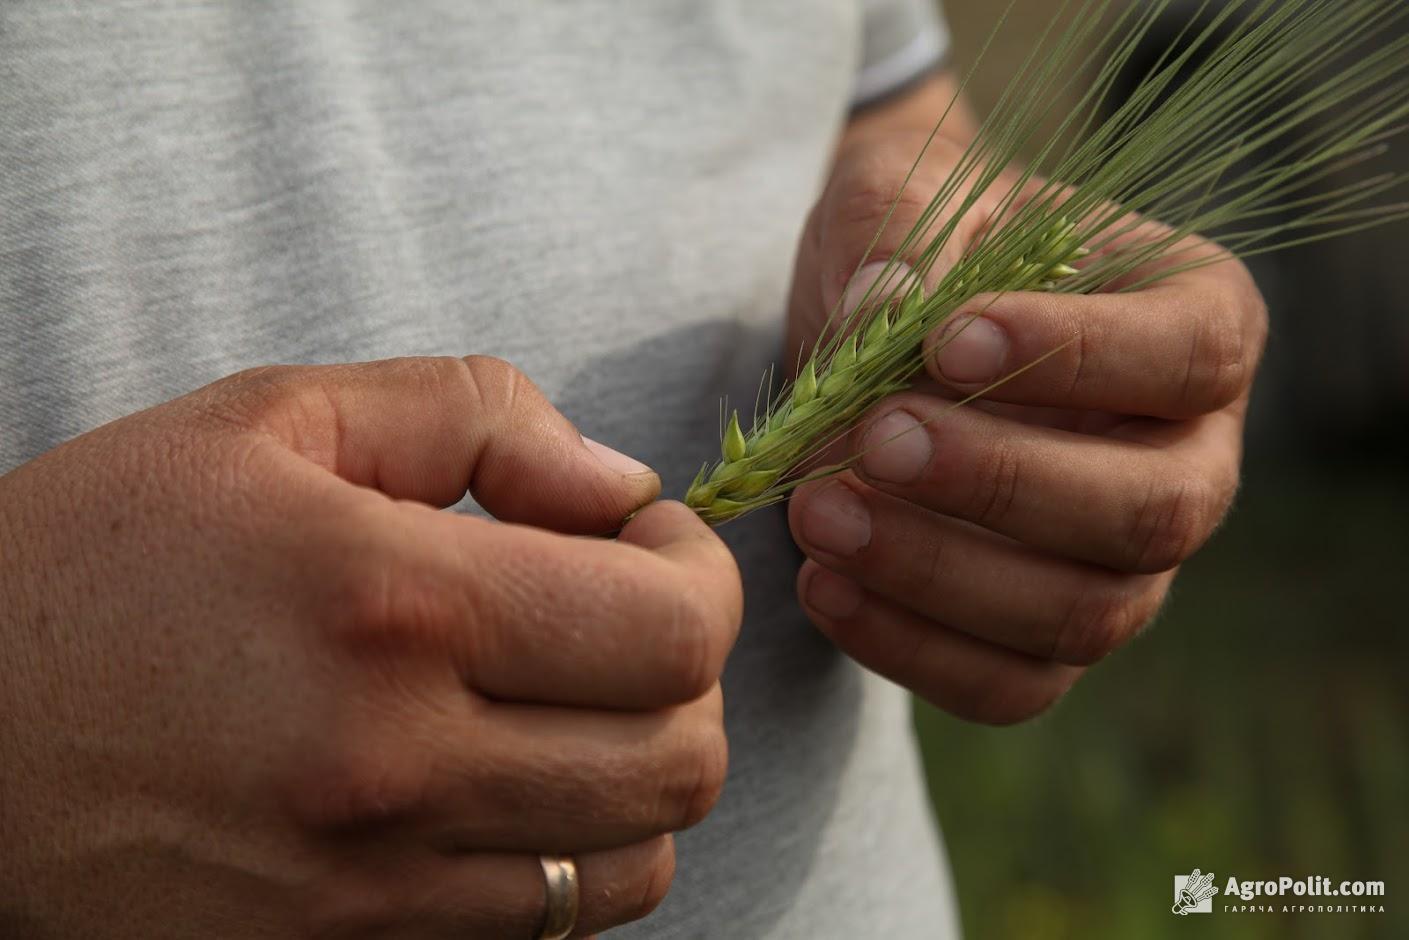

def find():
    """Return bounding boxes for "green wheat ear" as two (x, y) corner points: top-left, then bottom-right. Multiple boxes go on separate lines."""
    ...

(686, 225), (1084, 526)
(686, 0), (1409, 526)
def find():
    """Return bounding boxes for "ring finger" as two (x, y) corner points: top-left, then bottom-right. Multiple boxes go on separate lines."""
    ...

(797, 560), (1083, 725)
(314, 836), (673, 938)
(389, 686), (728, 856)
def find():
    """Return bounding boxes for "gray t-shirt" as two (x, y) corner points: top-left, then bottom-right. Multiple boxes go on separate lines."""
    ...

(0, 2), (960, 936)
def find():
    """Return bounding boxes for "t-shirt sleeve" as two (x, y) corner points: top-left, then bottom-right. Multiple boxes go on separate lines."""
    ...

(852, 0), (951, 109)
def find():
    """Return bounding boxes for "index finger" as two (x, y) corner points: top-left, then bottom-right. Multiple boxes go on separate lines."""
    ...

(324, 497), (743, 712)
(922, 251), (1269, 419)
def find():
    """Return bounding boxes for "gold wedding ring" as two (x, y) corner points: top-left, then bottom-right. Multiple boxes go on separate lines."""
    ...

(537, 854), (580, 940)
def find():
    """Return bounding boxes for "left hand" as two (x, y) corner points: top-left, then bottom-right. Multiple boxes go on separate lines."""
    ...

(785, 105), (1268, 725)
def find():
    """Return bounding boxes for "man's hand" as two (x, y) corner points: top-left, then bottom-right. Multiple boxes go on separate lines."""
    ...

(785, 76), (1267, 725)
(0, 357), (742, 937)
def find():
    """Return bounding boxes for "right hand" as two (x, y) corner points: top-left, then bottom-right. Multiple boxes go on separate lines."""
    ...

(0, 356), (742, 939)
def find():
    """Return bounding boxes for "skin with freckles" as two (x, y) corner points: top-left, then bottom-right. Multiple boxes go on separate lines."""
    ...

(786, 73), (1267, 725)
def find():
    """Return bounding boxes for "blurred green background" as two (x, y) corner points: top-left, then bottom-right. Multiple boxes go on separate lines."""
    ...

(915, 3), (1409, 938)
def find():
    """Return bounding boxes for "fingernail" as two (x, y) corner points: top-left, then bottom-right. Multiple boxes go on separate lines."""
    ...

(800, 482), (872, 558)
(860, 410), (932, 484)
(805, 566), (864, 619)
(934, 317), (1008, 385)
(581, 436), (654, 476)
(841, 262), (911, 318)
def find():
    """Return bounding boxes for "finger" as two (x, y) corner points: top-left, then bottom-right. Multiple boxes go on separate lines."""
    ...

(848, 394), (1243, 573)
(202, 355), (659, 533)
(400, 688), (727, 855)
(318, 498), (742, 710)
(923, 257), (1269, 419)
(292, 688), (725, 856)
(797, 561), (1082, 725)
(287, 685), (725, 855)
(311, 836), (674, 938)
(788, 475), (1174, 665)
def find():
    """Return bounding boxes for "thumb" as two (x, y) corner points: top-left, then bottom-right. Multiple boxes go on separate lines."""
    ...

(215, 356), (658, 534)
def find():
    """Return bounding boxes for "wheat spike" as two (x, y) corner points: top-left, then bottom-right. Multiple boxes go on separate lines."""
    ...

(685, 0), (1409, 526)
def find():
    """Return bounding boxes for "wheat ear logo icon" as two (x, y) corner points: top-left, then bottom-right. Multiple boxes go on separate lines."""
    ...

(1173, 869), (1218, 915)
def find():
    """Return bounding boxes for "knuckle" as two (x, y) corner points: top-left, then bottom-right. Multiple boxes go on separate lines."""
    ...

(826, 150), (933, 283)
(1062, 325), (1092, 401)
(224, 363), (301, 393)
(204, 364), (327, 432)
(668, 722), (729, 831)
(966, 442), (1022, 528)
(706, 546), (746, 635)
(337, 559), (398, 638)
(835, 172), (929, 231)
(1126, 474), (1215, 573)
(402, 355), (474, 395)
(287, 738), (429, 830)
(658, 582), (730, 701)
(333, 549), (454, 654)
(810, 594), (865, 649)
(389, 354), (526, 422)
(1180, 290), (1251, 414)
(898, 529), (952, 601)
(1052, 583), (1149, 666)
(459, 354), (527, 411)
